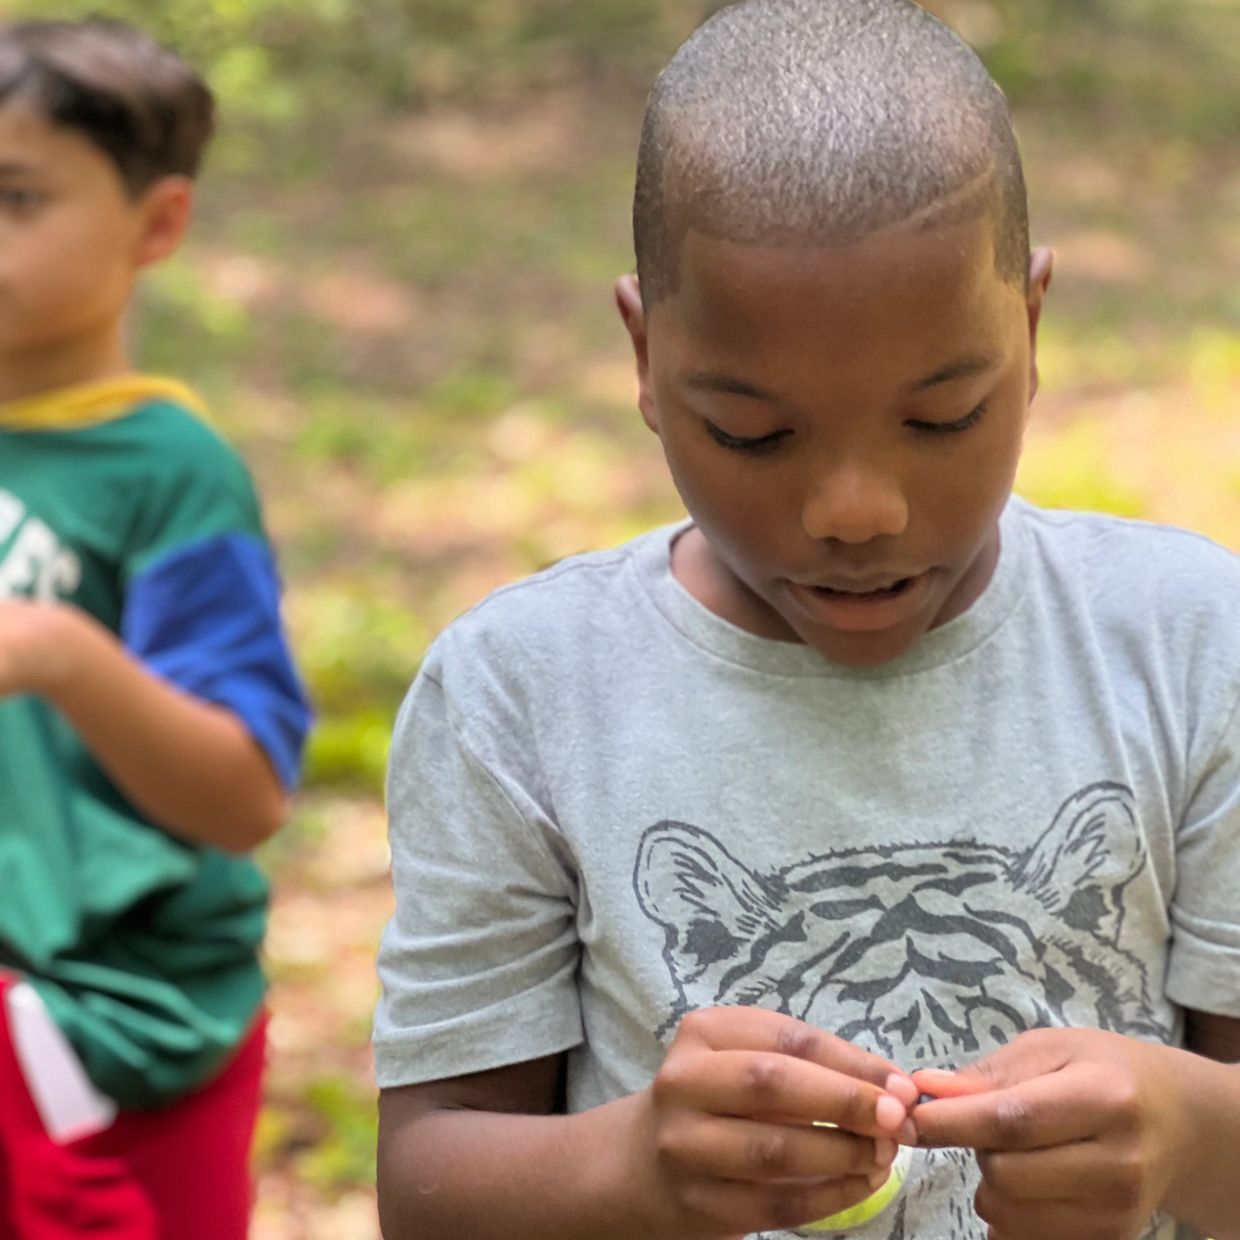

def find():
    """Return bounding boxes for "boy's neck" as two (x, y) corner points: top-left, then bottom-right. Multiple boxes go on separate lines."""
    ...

(0, 326), (132, 406)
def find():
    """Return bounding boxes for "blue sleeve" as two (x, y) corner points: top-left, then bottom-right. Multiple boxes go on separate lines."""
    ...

(121, 532), (313, 791)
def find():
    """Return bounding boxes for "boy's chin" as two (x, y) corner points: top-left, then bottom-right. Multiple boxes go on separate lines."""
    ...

(799, 623), (930, 668)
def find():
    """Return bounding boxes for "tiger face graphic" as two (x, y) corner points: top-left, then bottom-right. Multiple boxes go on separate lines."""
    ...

(633, 782), (1174, 1239)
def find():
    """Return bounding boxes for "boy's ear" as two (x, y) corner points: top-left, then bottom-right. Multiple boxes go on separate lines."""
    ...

(133, 176), (195, 269)
(614, 274), (659, 434)
(1025, 246), (1055, 404)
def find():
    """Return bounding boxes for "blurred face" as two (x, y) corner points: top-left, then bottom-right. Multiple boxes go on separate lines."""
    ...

(618, 212), (1052, 667)
(0, 100), (188, 391)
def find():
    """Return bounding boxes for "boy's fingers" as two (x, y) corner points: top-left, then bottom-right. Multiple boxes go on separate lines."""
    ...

(679, 1006), (909, 1093)
(910, 1068), (992, 1099)
(666, 1048), (906, 1137)
(913, 1064), (1101, 1151)
(913, 1030), (1074, 1100)
(668, 1113), (886, 1184)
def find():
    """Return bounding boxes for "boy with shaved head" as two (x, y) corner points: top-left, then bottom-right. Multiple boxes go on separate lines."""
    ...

(375, 3), (1240, 1238)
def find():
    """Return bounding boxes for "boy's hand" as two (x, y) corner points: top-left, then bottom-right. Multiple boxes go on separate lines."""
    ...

(911, 1028), (1191, 1240)
(629, 1006), (917, 1239)
(0, 598), (64, 697)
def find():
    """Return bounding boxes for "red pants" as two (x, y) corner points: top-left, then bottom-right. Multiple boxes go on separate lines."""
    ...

(0, 977), (266, 1239)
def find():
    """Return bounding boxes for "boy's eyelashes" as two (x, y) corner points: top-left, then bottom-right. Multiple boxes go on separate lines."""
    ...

(703, 421), (790, 453)
(702, 401), (989, 453)
(905, 401), (988, 435)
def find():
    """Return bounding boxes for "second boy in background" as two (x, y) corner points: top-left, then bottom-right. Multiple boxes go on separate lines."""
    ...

(374, 2), (1240, 1239)
(0, 18), (310, 1238)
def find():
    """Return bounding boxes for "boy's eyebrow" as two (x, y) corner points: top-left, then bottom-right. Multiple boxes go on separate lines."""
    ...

(0, 160), (41, 177)
(681, 354), (1001, 402)
(908, 355), (998, 392)
(681, 371), (775, 400)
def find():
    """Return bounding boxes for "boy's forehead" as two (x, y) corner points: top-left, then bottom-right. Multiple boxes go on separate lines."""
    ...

(0, 98), (70, 156)
(0, 98), (114, 178)
(0, 98), (52, 141)
(667, 214), (1009, 330)
(646, 214), (1022, 384)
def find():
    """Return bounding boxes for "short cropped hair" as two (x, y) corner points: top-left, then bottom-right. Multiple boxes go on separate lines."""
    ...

(634, 0), (1029, 305)
(0, 18), (214, 196)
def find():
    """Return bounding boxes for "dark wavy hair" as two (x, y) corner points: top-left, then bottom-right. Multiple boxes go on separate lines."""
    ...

(0, 17), (214, 196)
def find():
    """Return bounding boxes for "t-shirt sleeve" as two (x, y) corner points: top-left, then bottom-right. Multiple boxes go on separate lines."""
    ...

(1165, 688), (1240, 1017)
(117, 411), (311, 791)
(122, 533), (311, 791)
(373, 651), (583, 1089)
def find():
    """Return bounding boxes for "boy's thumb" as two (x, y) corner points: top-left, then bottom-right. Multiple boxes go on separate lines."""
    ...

(911, 1065), (993, 1100)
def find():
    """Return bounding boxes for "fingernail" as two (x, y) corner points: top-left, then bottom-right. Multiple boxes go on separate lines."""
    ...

(896, 1118), (918, 1146)
(868, 1168), (889, 1190)
(874, 1137), (896, 1167)
(885, 1073), (918, 1107)
(875, 1094), (905, 1131)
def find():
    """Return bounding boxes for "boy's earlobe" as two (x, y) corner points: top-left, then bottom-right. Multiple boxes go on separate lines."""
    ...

(135, 176), (195, 269)
(614, 274), (659, 433)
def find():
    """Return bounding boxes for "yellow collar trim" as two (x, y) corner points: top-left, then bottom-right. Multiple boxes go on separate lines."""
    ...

(0, 375), (209, 431)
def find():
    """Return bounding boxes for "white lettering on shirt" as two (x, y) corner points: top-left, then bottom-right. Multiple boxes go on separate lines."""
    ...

(0, 488), (83, 602)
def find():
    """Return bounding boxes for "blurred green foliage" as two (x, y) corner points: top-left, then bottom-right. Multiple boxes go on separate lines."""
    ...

(6, 0), (1236, 802)
(10, 1), (1238, 139)
(253, 1071), (377, 1191)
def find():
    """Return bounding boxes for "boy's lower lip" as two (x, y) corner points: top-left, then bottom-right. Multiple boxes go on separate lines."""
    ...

(783, 570), (937, 633)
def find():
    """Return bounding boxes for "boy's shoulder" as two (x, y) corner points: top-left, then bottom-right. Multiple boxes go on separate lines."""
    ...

(1017, 498), (1240, 656)
(91, 393), (264, 552)
(427, 526), (671, 680)
(1019, 498), (1239, 584)
(101, 394), (249, 481)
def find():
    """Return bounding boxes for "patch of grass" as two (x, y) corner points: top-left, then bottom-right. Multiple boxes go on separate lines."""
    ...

(303, 710), (394, 794)
(421, 368), (521, 420)
(1018, 417), (1148, 517)
(296, 1076), (379, 1192)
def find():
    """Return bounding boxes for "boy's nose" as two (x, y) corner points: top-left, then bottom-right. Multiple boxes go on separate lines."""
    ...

(801, 463), (909, 545)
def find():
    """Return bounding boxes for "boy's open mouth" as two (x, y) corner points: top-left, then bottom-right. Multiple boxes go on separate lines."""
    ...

(810, 577), (915, 601)
(785, 570), (935, 635)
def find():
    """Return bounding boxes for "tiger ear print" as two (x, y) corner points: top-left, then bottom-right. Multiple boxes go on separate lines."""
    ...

(633, 822), (780, 984)
(1013, 782), (1144, 942)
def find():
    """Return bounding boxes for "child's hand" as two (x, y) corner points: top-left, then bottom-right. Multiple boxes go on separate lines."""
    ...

(629, 1006), (917, 1239)
(911, 1028), (1192, 1240)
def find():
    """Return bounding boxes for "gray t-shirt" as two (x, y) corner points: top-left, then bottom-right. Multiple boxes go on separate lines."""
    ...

(375, 497), (1240, 1240)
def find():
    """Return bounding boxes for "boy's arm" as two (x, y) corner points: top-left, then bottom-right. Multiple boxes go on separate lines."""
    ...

(1164, 1010), (1240, 1238)
(377, 1055), (633, 1240)
(1186, 1008), (1240, 1062)
(1, 597), (285, 852)
(377, 1008), (915, 1240)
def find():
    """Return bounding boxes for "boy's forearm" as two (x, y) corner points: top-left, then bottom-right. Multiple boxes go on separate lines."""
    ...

(30, 604), (286, 851)
(378, 1097), (648, 1240)
(1162, 1050), (1240, 1239)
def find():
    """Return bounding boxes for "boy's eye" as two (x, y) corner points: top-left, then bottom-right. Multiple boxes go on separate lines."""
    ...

(905, 402), (987, 436)
(0, 187), (48, 216)
(704, 420), (790, 453)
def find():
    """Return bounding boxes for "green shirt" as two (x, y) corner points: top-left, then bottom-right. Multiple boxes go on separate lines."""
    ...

(0, 376), (309, 1109)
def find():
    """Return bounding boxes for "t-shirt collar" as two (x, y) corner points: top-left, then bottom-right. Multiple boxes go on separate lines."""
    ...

(0, 374), (208, 431)
(635, 497), (1030, 678)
